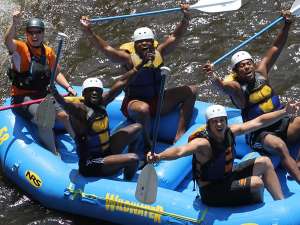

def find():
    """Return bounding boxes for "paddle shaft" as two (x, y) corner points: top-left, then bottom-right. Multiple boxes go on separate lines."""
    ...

(51, 38), (64, 87)
(89, 0), (237, 23)
(90, 8), (181, 23)
(213, 16), (284, 66)
(151, 74), (166, 153)
(0, 94), (69, 111)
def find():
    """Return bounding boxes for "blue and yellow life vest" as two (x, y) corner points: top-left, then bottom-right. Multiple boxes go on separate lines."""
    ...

(76, 105), (110, 162)
(225, 72), (282, 121)
(86, 106), (110, 152)
(120, 42), (164, 100)
(188, 127), (235, 183)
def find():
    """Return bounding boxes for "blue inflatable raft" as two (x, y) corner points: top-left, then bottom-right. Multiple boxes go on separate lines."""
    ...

(1, 86), (300, 225)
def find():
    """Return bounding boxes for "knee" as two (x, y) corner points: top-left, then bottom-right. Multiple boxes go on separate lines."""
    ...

(250, 176), (264, 191)
(256, 156), (274, 170)
(57, 111), (69, 121)
(134, 104), (151, 118)
(127, 153), (139, 162)
(271, 141), (289, 156)
(131, 123), (143, 135)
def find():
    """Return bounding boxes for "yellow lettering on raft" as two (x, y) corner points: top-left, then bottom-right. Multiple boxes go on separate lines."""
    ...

(0, 127), (9, 145)
(105, 193), (162, 223)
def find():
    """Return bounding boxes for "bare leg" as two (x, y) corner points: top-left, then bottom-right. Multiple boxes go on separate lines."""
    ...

(101, 153), (139, 180)
(127, 100), (152, 150)
(252, 156), (284, 200)
(161, 85), (196, 142)
(286, 117), (300, 168)
(286, 117), (300, 144)
(249, 176), (264, 202)
(262, 134), (300, 184)
(108, 123), (142, 179)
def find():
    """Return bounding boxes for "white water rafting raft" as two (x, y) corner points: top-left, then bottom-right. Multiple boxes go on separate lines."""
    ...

(1, 86), (300, 225)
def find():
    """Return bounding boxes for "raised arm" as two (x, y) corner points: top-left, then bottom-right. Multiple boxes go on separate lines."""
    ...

(80, 17), (131, 64)
(157, 3), (191, 56)
(4, 10), (22, 54)
(203, 61), (246, 108)
(257, 11), (292, 77)
(51, 88), (85, 121)
(55, 72), (77, 96)
(231, 101), (300, 136)
(102, 67), (139, 105)
(102, 49), (154, 105)
(147, 138), (210, 163)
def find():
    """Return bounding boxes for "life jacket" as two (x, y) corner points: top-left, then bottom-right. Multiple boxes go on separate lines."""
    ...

(76, 105), (110, 161)
(8, 42), (51, 95)
(225, 72), (282, 121)
(188, 126), (236, 184)
(120, 41), (164, 100)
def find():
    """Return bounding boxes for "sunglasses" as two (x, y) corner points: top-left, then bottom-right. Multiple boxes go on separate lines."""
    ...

(27, 30), (43, 35)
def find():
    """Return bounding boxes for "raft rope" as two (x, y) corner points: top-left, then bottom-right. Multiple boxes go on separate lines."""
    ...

(64, 183), (208, 224)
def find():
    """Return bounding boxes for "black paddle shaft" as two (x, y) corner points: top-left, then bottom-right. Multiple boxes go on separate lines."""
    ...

(151, 73), (166, 153)
(50, 39), (63, 87)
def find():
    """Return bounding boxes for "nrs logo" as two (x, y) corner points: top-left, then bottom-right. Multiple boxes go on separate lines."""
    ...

(25, 170), (42, 188)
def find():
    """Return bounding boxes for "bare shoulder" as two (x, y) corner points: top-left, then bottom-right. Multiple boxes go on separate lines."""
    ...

(191, 138), (212, 163)
(190, 138), (211, 157)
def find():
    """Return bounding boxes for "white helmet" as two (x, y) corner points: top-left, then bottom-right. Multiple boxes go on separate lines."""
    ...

(205, 105), (227, 121)
(133, 27), (154, 42)
(231, 51), (253, 69)
(82, 78), (103, 92)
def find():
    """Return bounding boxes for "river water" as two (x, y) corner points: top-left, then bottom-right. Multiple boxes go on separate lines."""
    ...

(0, 0), (299, 224)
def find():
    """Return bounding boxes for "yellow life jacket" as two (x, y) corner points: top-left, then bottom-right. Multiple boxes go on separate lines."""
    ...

(120, 41), (164, 100)
(86, 106), (110, 152)
(224, 72), (282, 121)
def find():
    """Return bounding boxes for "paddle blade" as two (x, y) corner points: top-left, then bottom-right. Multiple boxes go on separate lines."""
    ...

(34, 95), (56, 128)
(135, 164), (158, 204)
(291, 0), (300, 17)
(191, 0), (242, 13)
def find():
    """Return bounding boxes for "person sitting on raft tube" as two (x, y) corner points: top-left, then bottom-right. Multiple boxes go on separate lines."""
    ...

(148, 103), (300, 206)
(80, 2), (197, 150)
(51, 56), (155, 179)
(203, 11), (300, 184)
(4, 10), (77, 154)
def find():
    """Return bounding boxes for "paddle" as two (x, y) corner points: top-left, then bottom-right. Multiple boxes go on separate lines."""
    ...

(89, 0), (242, 23)
(212, 0), (300, 66)
(34, 32), (68, 128)
(135, 66), (171, 204)
(0, 94), (70, 112)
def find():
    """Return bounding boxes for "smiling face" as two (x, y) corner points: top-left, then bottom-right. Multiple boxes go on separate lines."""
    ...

(234, 59), (256, 83)
(134, 39), (155, 59)
(26, 28), (44, 47)
(207, 116), (228, 140)
(83, 87), (103, 106)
